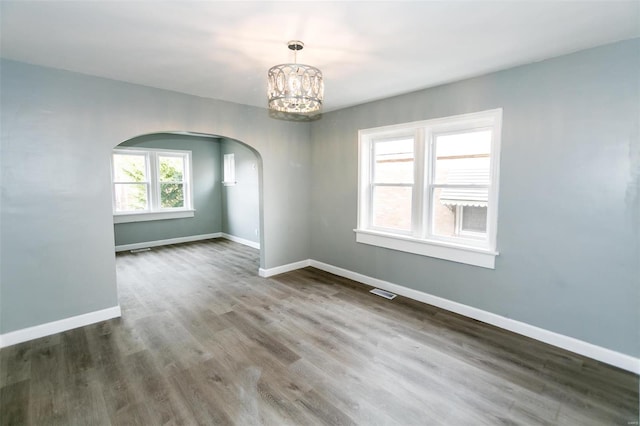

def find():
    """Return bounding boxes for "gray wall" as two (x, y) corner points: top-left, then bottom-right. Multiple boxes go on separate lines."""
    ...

(221, 138), (260, 244)
(309, 39), (640, 357)
(1, 39), (637, 359)
(0, 59), (311, 334)
(114, 133), (222, 246)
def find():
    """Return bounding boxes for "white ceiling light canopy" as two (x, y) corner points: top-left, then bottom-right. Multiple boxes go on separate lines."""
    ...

(267, 40), (324, 116)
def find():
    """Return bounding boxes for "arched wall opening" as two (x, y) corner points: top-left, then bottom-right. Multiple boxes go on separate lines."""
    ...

(0, 60), (312, 340)
(111, 132), (265, 268)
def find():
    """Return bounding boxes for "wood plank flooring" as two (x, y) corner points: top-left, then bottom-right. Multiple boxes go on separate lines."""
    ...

(1, 239), (638, 425)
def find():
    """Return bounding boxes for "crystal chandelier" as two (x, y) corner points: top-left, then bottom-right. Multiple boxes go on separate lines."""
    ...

(267, 40), (324, 115)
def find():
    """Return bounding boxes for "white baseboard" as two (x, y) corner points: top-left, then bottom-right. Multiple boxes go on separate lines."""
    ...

(0, 306), (122, 348)
(115, 233), (222, 252)
(114, 232), (260, 252)
(221, 233), (260, 250)
(259, 259), (311, 277)
(264, 258), (638, 374)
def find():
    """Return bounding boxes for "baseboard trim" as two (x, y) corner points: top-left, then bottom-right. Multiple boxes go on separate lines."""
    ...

(115, 233), (222, 252)
(221, 233), (260, 250)
(259, 259), (311, 277)
(0, 306), (122, 348)
(304, 259), (638, 374)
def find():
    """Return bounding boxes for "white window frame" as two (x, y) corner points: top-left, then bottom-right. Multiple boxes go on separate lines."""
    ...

(355, 109), (502, 269)
(223, 153), (236, 186)
(112, 147), (195, 223)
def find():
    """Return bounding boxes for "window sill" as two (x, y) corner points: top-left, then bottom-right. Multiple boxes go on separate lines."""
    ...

(114, 209), (195, 224)
(354, 229), (498, 269)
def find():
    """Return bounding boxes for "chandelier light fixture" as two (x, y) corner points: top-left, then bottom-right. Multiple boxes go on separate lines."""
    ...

(267, 40), (324, 115)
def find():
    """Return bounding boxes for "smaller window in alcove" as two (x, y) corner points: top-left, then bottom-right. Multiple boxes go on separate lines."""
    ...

(223, 153), (236, 186)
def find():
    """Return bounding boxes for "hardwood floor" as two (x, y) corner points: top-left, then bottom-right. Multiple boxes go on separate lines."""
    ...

(1, 239), (638, 425)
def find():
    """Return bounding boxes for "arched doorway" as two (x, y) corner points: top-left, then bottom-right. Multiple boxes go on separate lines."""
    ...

(111, 132), (264, 269)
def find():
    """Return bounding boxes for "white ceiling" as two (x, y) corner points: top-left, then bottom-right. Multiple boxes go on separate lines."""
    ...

(1, 1), (638, 112)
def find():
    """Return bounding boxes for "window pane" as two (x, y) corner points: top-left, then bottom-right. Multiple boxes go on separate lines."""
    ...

(114, 183), (148, 211)
(434, 130), (491, 185)
(372, 186), (412, 231)
(113, 154), (146, 182)
(160, 183), (184, 208)
(432, 188), (487, 239)
(159, 156), (184, 182)
(223, 153), (235, 183)
(461, 206), (487, 233)
(374, 138), (414, 183)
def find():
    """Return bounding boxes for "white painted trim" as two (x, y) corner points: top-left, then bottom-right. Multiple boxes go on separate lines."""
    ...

(307, 260), (640, 374)
(221, 233), (260, 250)
(355, 229), (497, 269)
(259, 259), (311, 277)
(0, 306), (121, 348)
(114, 209), (195, 224)
(115, 233), (221, 252)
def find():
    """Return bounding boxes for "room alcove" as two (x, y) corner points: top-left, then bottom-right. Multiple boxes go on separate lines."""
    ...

(110, 131), (264, 269)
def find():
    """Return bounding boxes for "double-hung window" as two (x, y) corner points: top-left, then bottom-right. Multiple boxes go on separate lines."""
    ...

(356, 109), (502, 268)
(111, 148), (194, 223)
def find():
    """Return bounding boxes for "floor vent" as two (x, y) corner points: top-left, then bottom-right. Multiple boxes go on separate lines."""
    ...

(130, 248), (151, 253)
(370, 288), (397, 300)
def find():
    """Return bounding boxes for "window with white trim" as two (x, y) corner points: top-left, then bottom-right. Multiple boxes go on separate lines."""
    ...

(223, 153), (236, 186)
(356, 109), (502, 268)
(111, 148), (194, 223)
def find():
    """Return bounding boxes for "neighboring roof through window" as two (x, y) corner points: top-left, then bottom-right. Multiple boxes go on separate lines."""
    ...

(440, 169), (489, 207)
